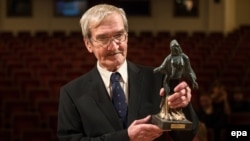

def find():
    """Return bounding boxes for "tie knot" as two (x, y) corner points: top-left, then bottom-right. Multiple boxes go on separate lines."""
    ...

(110, 72), (121, 83)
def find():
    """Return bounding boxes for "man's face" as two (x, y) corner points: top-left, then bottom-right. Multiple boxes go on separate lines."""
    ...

(84, 12), (128, 71)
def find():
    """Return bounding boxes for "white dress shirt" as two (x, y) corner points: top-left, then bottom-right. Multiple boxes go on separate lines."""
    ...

(97, 60), (128, 103)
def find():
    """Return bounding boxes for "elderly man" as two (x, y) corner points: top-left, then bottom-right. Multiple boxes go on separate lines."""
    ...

(57, 4), (199, 141)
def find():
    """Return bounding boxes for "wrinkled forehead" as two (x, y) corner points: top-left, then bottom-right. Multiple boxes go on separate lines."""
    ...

(89, 11), (111, 27)
(88, 11), (119, 29)
(88, 12), (126, 38)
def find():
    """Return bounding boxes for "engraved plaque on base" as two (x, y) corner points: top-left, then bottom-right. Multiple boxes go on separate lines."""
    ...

(152, 115), (192, 131)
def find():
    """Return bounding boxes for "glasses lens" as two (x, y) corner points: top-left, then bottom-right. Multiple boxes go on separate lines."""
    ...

(100, 39), (109, 45)
(114, 34), (125, 42)
(93, 33), (127, 46)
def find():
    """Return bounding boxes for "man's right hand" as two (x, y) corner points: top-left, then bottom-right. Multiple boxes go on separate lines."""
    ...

(128, 115), (163, 141)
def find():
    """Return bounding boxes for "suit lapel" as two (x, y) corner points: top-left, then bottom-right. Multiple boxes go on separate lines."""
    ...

(88, 67), (123, 130)
(127, 62), (143, 125)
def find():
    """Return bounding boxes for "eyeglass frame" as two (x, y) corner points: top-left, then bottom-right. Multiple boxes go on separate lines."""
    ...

(90, 32), (128, 47)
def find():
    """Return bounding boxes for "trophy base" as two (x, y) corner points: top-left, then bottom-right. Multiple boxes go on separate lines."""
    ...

(151, 115), (192, 131)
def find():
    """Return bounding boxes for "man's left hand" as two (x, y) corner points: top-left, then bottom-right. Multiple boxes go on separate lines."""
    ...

(160, 81), (191, 109)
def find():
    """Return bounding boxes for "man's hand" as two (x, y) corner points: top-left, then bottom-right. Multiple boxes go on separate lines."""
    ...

(128, 115), (163, 141)
(160, 81), (191, 109)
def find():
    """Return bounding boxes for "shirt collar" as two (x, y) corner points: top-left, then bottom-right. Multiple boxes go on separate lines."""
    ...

(97, 60), (128, 87)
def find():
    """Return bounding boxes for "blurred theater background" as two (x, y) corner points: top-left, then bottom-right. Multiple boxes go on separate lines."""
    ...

(0, 0), (249, 141)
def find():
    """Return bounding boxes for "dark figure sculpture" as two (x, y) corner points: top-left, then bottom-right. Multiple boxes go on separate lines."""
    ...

(154, 39), (198, 120)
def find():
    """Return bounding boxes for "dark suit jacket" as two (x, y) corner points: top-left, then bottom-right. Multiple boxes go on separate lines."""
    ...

(57, 61), (199, 141)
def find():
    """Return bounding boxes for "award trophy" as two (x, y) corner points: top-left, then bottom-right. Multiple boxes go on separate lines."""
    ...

(152, 39), (198, 130)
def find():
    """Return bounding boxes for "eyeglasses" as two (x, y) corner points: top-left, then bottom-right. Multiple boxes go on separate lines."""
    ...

(91, 33), (127, 47)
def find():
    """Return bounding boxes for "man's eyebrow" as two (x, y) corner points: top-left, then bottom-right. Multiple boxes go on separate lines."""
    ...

(96, 30), (126, 38)
(116, 29), (126, 34)
(96, 34), (108, 39)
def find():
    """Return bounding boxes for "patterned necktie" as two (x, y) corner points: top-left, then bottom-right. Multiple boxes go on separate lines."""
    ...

(110, 72), (127, 127)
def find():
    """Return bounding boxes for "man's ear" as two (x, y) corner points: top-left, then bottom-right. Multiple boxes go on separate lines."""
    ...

(84, 37), (93, 53)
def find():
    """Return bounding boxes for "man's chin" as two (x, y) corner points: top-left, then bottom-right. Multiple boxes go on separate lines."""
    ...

(104, 59), (125, 71)
(106, 53), (124, 60)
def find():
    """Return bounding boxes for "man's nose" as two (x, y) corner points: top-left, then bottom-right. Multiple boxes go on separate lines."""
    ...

(107, 40), (119, 50)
